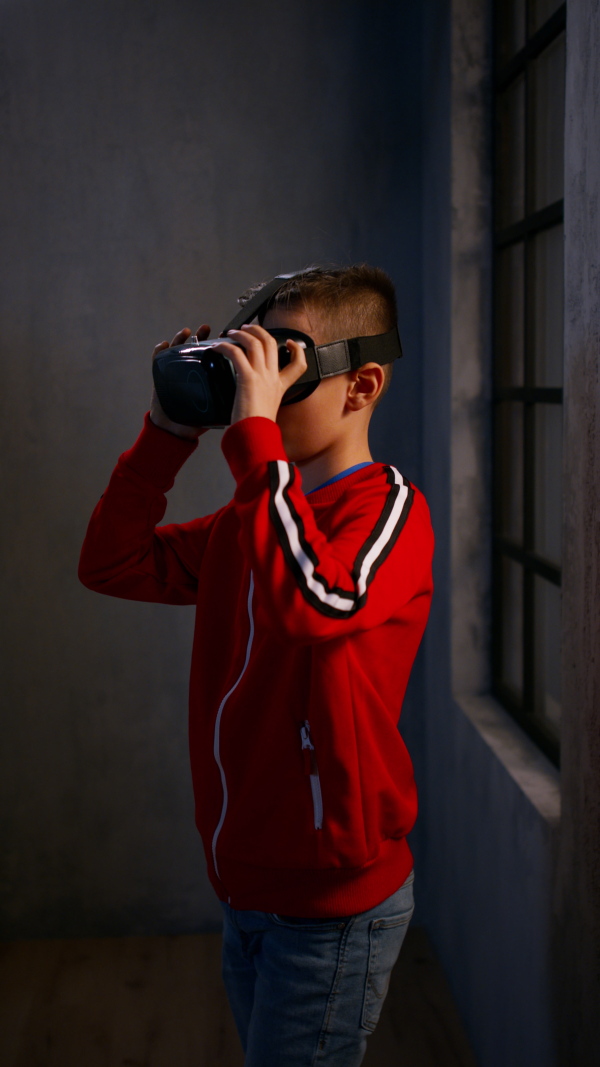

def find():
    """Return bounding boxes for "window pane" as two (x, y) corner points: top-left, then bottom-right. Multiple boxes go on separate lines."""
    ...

(532, 33), (565, 211)
(534, 576), (561, 732)
(534, 404), (562, 564)
(495, 242), (525, 387)
(531, 223), (564, 387)
(496, 76), (525, 229)
(495, 402), (524, 543)
(496, 0), (526, 65)
(530, 0), (563, 35)
(500, 556), (523, 699)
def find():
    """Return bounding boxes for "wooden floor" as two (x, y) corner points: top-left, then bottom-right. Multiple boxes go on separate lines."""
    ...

(0, 926), (477, 1066)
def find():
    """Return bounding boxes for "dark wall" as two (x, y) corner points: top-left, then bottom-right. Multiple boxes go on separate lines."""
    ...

(0, 0), (424, 937)
(406, 0), (453, 917)
(414, 3), (559, 1065)
(557, 1), (600, 1060)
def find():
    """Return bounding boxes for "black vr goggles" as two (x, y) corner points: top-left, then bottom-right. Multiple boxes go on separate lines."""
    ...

(152, 270), (404, 428)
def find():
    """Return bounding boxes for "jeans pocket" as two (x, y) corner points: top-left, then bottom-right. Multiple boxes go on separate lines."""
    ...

(269, 913), (347, 930)
(360, 913), (411, 1032)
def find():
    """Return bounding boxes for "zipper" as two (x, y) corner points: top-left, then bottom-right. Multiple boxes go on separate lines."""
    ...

(300, 720), (323, 830)
(211, 572), (255, 882)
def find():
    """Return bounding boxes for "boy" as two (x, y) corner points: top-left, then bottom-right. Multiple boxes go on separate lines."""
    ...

(79, 265), (434, 1066)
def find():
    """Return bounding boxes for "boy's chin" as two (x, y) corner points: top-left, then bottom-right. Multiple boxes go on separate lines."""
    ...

(279, 435), (300, 462)
(276, 407), (317, 464)
(277, 427), (307, 465)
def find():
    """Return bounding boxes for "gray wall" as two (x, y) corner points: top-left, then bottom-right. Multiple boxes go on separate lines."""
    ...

(556, 0), (600, 1061)
(411, 0), (600, 1063)
(0, 0), (424, 937)
(412, 2), (560, 1065)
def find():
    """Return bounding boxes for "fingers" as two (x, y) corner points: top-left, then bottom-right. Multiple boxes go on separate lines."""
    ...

(210, 329), (266, 381)
(152, 330), (189, 364)
(210, 338), (248, 373)
(152, 340), (170, 362)
(279, 339), (308, 389)
(226, 325), (278, 369)
(152, 332), (187, 365)
(170, 328), (192, 347)
(152, 324), (212, 362)
(215, 330), (307, 383)
(232, 324), (271, 339)
(169, 325), (212, 346)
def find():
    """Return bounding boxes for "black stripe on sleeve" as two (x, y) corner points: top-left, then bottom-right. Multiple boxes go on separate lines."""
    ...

(267, 461), (414, 620)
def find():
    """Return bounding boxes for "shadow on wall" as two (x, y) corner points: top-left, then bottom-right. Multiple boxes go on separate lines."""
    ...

(0, 0), (425, 938)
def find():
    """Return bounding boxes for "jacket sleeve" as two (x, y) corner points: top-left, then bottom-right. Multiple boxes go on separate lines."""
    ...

(78, 414), (222, 605)
(221, 417), (434, 644)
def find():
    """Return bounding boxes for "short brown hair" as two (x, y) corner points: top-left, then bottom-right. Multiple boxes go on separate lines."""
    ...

(239, 263), (397, 402)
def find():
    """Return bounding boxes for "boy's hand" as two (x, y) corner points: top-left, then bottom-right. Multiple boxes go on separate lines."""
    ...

(150, 325), (211, 439)
(213, 324), (308, 424)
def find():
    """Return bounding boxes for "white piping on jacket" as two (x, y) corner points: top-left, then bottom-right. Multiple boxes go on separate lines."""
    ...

(211, 572), (255, 882)
(272, 460), (409, 609)
(300, 720), (323, 830)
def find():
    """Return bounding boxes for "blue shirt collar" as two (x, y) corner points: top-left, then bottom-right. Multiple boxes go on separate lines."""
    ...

(306, 462), (373, 495)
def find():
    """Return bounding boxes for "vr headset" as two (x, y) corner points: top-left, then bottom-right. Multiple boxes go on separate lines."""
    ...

(152, 270), (404, 428)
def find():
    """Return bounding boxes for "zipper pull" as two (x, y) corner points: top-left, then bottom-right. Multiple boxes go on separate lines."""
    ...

(300, 721), (318, 776)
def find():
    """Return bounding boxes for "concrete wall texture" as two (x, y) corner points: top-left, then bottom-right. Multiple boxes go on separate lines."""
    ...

(415, 2), (559, 1065)
(556, 0), (600, 1061)
(0, 0), (424, 938)
(416, 2), (600, 1065)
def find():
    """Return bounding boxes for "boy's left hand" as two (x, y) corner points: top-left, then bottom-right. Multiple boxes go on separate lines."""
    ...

(212, 325), (307, 424)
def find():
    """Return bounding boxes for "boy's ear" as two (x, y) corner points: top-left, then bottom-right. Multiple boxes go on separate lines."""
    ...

(345, 363), (386, 411)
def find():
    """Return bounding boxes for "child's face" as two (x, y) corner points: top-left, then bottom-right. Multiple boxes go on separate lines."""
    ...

(262, 306), (354, 465)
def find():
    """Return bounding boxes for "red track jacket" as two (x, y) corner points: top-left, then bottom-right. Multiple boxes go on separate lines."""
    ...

(79, 414), (434, 916)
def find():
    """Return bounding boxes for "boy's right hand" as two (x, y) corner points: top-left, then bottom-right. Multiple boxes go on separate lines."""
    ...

(150, 325), (211, 440)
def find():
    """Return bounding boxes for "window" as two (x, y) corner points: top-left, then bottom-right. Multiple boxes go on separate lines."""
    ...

(492, 1), (566, 764)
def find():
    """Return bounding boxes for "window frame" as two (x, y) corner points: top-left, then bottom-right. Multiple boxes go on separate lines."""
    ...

(491, 1), (566, 766)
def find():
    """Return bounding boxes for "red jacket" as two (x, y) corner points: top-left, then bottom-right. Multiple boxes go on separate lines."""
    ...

(79, 414), (434, 916)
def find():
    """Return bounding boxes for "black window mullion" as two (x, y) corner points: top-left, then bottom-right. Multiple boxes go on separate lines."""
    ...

(491, 533), (503, 698)
(495, 3), (567, 90)
(494, 537), (561, 585)
(491, 0), (563, 766)
(523, 13), (536, 719)
(494, 386), (562, 402)
(495, 198), (563, 249)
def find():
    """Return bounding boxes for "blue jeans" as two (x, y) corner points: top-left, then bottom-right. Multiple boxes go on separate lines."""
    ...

(220, 870), (414, 1066)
